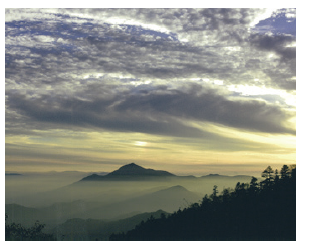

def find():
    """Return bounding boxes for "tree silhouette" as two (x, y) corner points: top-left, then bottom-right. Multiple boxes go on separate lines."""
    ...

(280, 164), (290, 179)
(109, 164), (296, 241)
(250, 176), (258, 189)
(261, 166), (274, 188)
(5, 214), (56, 241)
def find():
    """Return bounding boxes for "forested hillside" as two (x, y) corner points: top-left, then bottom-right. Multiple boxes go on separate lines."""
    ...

(109, 165), (296, 241)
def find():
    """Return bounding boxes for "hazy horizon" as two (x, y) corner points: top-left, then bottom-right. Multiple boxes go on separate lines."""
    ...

(5, 161), (286, 177)
(5, 162), (257, 209)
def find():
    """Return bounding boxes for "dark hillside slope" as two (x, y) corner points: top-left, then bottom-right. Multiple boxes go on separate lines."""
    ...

(110, 165), (296, 241)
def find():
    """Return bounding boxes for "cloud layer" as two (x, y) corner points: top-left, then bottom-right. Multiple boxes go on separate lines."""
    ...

(5, 8), (296, 173)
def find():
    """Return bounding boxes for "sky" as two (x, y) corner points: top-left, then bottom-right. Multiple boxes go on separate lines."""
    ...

(5, 8), (296, 176)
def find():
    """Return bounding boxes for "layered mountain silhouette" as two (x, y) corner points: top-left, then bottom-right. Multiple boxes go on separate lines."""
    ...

(6, 163), (253, 208)
(50, 210), (169, 241)
(5, 185), (200, 229)
(6, 162), (258, 241)
(80, 163), (175, 181)
(86, 185), (201, 219)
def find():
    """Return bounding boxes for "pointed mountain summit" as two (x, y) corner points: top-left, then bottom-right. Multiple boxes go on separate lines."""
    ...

(108, 163), (174, 176)
(80, 163), (175, 181)
(107, 163), (147, 176)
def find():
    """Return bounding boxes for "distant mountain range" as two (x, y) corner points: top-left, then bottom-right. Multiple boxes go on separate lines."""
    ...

(6, 163), (254, 209)
(80, 163), (175, 181)
(6, 163), (257, 240)
(79, 163), (253, 182)
(5, 184), (200, 228)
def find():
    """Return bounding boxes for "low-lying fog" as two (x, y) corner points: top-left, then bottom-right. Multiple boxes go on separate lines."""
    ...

(6, 171), (253, 208)
(5, 170), (256, 239)
(6, 171), (92, 206)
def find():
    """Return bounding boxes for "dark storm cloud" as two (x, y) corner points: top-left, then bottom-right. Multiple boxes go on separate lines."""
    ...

(6, 91), (217, 139)
(114, 84), (295, 134)
(6, 83), (295, 136)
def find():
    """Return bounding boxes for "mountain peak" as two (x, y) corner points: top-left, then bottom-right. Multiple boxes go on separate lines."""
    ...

(120, 163), (142, 169)
(108, 163), (174, 177)
(108, 163), (147, 176)
(80, 163), (175, 181)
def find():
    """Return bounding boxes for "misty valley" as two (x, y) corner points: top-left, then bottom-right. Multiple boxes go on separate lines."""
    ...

(6, 163), (256, 241)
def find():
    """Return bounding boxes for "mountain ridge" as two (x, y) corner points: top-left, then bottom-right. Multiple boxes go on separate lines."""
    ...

(80, 163), (175, 181)
(79, 163), (254, 182)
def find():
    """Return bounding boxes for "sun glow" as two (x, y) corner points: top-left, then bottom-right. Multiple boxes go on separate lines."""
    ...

(134, 141), (148, 147)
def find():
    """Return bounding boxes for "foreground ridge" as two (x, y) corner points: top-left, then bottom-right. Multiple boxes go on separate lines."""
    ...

(110, 165), (296, 241)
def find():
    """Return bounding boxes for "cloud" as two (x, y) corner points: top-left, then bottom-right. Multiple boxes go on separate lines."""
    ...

(5, 9), (296, 93)
(249, 33), (296, 90)
(250, 33), (295, 58)
(6, 83), (295, 137)
(6, 91), (214, 139)
(5, 9), (296, 138)
(114, 83), (295, 134)
(253, 8), (296, 36)
(5, 8), (297, 173)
